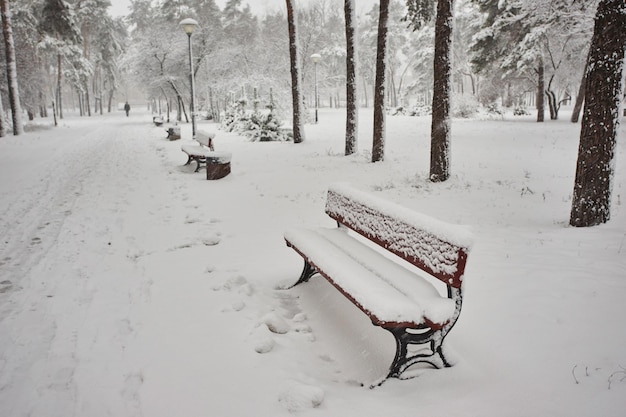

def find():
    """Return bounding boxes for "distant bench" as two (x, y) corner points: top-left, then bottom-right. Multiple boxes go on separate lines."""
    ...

(284, 183), (473, 382)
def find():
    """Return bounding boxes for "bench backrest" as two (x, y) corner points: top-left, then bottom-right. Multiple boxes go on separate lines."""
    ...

(324, 183), (473, 288)
(195, 130), (215, 148)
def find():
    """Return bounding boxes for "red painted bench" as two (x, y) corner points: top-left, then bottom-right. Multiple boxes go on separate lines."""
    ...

(284, 183), (473, 382)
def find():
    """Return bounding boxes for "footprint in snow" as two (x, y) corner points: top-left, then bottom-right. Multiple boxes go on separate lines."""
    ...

(278, 384), (324, 412)
(184, 215), (202, 224)
(0, 280), (13, 294)
(220, 298), (246, 313)
(167, 234), (221, 251)
(260, 312), (290, 334)
(213, 275), (254, 296)
(251, 324), (275, 354)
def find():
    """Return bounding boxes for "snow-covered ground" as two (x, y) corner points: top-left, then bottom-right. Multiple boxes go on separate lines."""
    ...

(0, 106), (624, 416)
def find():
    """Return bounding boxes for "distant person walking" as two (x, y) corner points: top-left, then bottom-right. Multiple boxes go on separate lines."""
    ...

(124, 101), (130, 117)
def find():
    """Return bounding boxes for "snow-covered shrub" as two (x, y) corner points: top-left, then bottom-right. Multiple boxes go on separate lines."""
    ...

(486, 103), (503, 115)
(221, 102), (246, 132)
(389, 106), (406, 116)
(389, 105), (432, 117)
(221, 105), (291, 142)
(244, 111), (291, 142)
(452, 93), (479, 118)
(513, 105), (530, 116)
(408, 105), (432, 116)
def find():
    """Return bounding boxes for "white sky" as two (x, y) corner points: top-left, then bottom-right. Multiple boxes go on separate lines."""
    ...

(109, 0), (378, 18)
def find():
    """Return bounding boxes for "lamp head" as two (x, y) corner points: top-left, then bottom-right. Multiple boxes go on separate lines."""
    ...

(180, 18), (199, 35)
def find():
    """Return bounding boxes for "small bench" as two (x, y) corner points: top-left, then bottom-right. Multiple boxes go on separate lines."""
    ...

(284, 183), (473, 382)
(166, 126), (181, 141)
(153, 116), (164, 126)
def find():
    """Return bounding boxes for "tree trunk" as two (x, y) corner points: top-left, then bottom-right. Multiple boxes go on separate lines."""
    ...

(85, 84), (91, 116)
(571, 48), (591, 123)
(361, 76), (368, 108)
(52, 100), (57, 126)
(372, 0), (390, 162)
(1, 0), (23, 135)
(0, 90), (6, 137)
(570, 0), (626, 227)
(536, 57), (544, 122)
(286, 0), (306, 144)
(430, 0), (454, 182)
(388, 68), (397, 107)
(108, 88), (114, 113)
(546, 89), (558, 120)
(344, 0), (358, 156)
(57, 54), (63, 119)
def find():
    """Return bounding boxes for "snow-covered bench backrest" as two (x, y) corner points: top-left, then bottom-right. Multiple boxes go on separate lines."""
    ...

(325, 183), (473, 288)
(195, 130), (215, 148)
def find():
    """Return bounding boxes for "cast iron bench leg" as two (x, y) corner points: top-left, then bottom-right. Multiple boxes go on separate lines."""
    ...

(290, 260), (317, 288)
(385, 327), (449, 380)
(194, 157), (206, 172)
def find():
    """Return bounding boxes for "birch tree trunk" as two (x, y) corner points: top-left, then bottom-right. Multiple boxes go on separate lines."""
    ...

(570, 0), (626, 227)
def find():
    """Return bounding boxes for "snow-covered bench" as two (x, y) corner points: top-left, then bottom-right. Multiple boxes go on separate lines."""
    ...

(166, 126), (181, 141)
(181, 130), (215, 172)
(284, 183), (473, 382)
(181, 130), (232, 178)
(153, 115), (164, 126)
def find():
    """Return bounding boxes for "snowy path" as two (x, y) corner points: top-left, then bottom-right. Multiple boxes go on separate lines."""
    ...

(0, 116), (181, 415)
(0, 114), (319, 416)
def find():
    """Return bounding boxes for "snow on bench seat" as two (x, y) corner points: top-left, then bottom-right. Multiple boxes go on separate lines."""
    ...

(284, 227), (455, 327)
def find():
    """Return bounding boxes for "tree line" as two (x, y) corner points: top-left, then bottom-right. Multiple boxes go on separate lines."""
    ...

(1, 0), (625, 227)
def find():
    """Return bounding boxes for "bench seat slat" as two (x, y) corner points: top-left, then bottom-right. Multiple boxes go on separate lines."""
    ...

(285, 227), (455, 328)
(181, 145), (231, 161)
(181, 145), (213, 157)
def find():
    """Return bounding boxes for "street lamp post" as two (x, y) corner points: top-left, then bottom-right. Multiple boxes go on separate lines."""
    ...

(180, 18), (199, 138)
(310, 53), (321, 124)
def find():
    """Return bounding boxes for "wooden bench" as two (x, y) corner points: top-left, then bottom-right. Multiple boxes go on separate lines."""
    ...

(153, 115), (164, 126)
(181, 130), (216, 172)
(284, 183), (473, 382)
(181, 130), (232, 177)
(166, 126), (181, 141)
